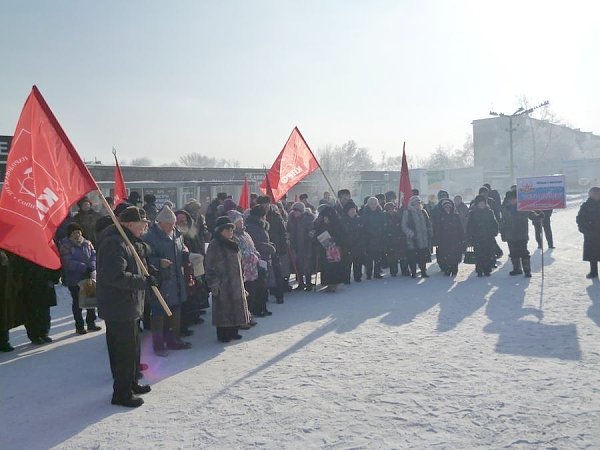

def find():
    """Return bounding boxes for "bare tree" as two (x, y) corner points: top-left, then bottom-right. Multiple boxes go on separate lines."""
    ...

(317, 140), (376, 193)
(178, 152), (240, 168)
(129, 157), (153, 166)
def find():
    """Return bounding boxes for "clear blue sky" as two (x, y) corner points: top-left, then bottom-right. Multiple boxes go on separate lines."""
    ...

(1, 0), (598, 167)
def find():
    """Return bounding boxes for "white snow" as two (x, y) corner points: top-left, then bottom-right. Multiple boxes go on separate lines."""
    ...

(1, 199), (600, 449)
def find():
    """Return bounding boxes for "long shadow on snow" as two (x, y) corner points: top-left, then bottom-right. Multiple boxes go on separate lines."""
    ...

(586, 278), (600, 327)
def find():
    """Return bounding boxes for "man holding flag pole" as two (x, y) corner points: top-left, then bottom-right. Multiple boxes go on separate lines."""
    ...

(0, 86), (171, 407)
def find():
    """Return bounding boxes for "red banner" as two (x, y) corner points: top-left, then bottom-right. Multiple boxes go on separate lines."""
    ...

(0, 86), (98, 269)
(113, 152), (127, 206)
(260, 127), (319, 202)
(238, 176), (250, 210)
(399, 143), (412, 208)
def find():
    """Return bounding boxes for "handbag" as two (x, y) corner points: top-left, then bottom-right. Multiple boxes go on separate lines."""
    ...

(325, 244), (341, 263)
(78, 278), (97, 308)
(463, 246), (476, 265)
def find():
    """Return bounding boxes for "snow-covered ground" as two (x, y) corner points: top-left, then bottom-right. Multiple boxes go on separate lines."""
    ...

(2, 199), (599, 449)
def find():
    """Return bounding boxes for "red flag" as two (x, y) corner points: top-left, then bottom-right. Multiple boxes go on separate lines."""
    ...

(113, 151), (127, 206)
(399, 142), (413, 208)
(260, 127), (319, 202)
(0, 86), (98, 269)
(238, 176), (250, 210)
(263, 171), (275, 202)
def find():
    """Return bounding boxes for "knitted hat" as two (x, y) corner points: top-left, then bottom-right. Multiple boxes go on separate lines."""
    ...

(409, 195), (421, 206)
(291, 202), (306, 213)
(156, 205), (176, 223)
(119, 206), (150, 223)
(589, 186), (600, 195)
(437, 190), (449, 200)
(473, 195), (487, 205)
(66, 222), (83, 237)
(439, 198), (454, 209)
(343, 200), (357, 213)
(249, 204), (265, 217)
(215, 216), (234, 233)
(227, 209), (244, 224)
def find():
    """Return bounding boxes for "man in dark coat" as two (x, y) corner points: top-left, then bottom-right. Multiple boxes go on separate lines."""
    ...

(287, 202), (316, 290)
(576, 187), (600, 279)
(73, 196), (102, 247)
(341, 201), (366, 282)
(143, 194), (159, 223)
(361, 197), (386, 279)
(501, 191), (542, 277)
(335, 189), (353, 217)
(96, 206), (154, 407)
(205, 192), (227, 236)
(431, 190), (450, 268)
(467, 195), (499, 277)
(22, 260), (60, 344)
(383, 202), (405, 277)
(436, 199), (465, 277)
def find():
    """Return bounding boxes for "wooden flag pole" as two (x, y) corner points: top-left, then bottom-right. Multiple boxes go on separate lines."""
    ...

(96, 189), (173, 316)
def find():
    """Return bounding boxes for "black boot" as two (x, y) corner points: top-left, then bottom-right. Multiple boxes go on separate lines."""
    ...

(217, 327), (231, 343)
(419, 263), (429, 278)
(151, 315), (168, 356)
(522, 257), (532, 278)
(586, 261), (598, 279)
(509, 258), (523, 276)
(111, 394), (144, 408)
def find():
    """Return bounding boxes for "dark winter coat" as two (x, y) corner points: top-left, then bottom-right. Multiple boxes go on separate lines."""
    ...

(500, 204), (541, 242)
(466, 207), (498, 245)
(383, 209), (408, 258)
(437, 210), (465, 266)
(22, 261), (60, 308)
(576, 198), (600, 262)
(59, 237), (96, 287)
(245, 215), (276, 260)
(143, 223), (189, 310)
(313, 206), (347, 285)
(0, 251), (25, 331)
(96, 226), (147, 322)
(455, 202), (470, 232)
(287, 210), (315, 276)
(205, 199), (222, 235)
(143, 202), (159, 222)
(361, 206), (386, 252)
(340, 214), (367, 259)
(430, 204), (444, 246)
(73, 209), (102, 246)
(204, 235), (250, 328)
(266, 207), (288, 256)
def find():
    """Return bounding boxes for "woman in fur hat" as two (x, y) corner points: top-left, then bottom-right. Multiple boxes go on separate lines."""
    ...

(436, 199), (465, 277)
(467, 195), (499, 277)
(401, 196), (433, 278)
(577, 187), (600, 279)
(205, 216), (251, 342)
(313, 205), (348, 292)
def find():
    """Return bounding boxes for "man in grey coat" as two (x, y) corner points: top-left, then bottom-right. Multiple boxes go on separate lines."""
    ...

(97, 206), (155, 408)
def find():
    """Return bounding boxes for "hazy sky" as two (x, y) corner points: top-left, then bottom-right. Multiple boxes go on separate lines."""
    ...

(1, 0), (598, 167)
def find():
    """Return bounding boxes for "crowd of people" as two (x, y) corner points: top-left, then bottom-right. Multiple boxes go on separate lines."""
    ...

(1, 185), (599, 408)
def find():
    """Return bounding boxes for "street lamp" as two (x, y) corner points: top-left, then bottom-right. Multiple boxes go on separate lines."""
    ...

(490, 100), (549, 182)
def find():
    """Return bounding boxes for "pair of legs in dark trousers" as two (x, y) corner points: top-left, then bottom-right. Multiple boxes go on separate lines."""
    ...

(151, 307), (188, 353)
(364, 250), (382, 279)
(268, 255), (285, 302)
(385, 251), (399, 277)
(588, 261), (599, 278)
(105, 320), (139, 399)
(474, 241), (495, 276)
(68, 286), (97, 330)
(344, 255), (363, 282)
(407, 249), (429, 278)
(508, 240), (531, 276)
(534, 218), (554, 248)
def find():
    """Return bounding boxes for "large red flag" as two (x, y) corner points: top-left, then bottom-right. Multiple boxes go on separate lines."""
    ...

(399, 142), (413, 208)
(260, 127), (319, 202)
(238, 176), (250, 210)
(113, 150), (127, 206)
(263, 171), (275, 202)
(0, 86), (98, 269)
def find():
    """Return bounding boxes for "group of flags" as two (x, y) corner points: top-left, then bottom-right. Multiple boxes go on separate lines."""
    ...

(0, 86), (412, 271)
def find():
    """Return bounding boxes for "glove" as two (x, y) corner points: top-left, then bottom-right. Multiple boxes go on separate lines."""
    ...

(145, 275), (159, 289)
(147, 264), (159, 277)
(85, 268), (93, 279)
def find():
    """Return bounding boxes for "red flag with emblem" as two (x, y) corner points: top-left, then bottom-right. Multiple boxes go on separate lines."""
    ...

(399, 142), (413, 208)
(260, 127), (319, 202)
(0, 86), (98, 269)
(113, 150), (127, 206)
(238, 176), (250, 210)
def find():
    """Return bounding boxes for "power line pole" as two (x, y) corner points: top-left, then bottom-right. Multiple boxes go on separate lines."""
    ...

(490, 100), (549, 182)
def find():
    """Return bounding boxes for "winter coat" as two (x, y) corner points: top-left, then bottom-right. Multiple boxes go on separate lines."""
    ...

(383, 210), (408, 258)
(22, 261), (61, 308)
(205, 199), (221, 235)
(266, 207), (288, 256)
(313, 206), (347, 285)
(143, 223), (189, 309)
(245, 215), (276, 261)
(437, 211), (465, 266)
(0, 251), (25, 331)
(340, 214), (367, 259)
(96, 226), (147, 322)
(59, 237), (96, 287)
(204, 235), (251, 328)
(361, 206), (386, 252)
(287, 210), (315, 276)
(576, 198), (600, 262)
(233, 228), (261, 282)
(72, 209), (102, 246)
(430, 204), (444, 246)
(500, 205), (541, 242)
(455, 203), (470, 232)
(401, 207), (433, 250)
(466, 207), (498, 245)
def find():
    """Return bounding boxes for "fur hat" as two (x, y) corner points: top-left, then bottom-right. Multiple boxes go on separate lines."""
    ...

(66, 222), (83, 237)
(343, 200), (357, 213)
(215, 216), (234, 233)
(223, 198), (237, 212)
(77, 196), (92, 208)
(437, 190), (449, 200)
(156, 205), (176, 223)
(473, 195), (487, 205)
(366, 197), (380, 209)
(409, 195), (421, 207)
(113, 202), (132, 217)
(384, 202), (397, 211)
(439, 198), (454, 209)
(119, 206), (150, 223)
(227, 209), (244, 224)
(249, 204), (265, 217)
(291, 202), (306, 213)
(175, 209), (193, 227)
(589, 186), (600, 195)
(144, 194), (156, 203)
